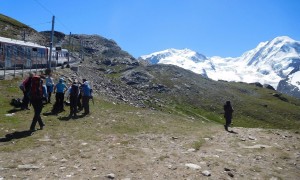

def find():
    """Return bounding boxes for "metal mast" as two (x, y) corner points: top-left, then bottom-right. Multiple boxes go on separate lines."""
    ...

(48, 15), (55, 70)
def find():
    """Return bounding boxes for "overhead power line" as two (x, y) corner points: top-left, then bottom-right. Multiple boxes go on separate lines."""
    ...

(55, 18), (71, 32)
(27, 21), (51, 28)
(33, 0), (54, 16)
(32, 0), (71, 32)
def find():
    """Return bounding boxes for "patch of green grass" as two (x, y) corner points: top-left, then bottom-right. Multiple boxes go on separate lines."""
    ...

(158, 154), (170, 161)
(109, 122), (150, 134)
(191, 139), (205, 151)
(119, 140), (130, 146)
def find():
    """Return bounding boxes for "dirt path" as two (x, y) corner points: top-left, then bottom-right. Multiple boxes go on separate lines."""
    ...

(0, 125), (299, 180)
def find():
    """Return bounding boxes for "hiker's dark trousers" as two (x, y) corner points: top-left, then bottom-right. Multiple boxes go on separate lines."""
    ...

(55, 92), (65, 111)
(82, 96), (90, 114)
(30, 98), (44, 130)
(69, 96), (78, 116)
(77, 93), (82, 110)
(47, 86), (52, 102)
(225, 116), (232, 127)
(22, 91), (30, 109)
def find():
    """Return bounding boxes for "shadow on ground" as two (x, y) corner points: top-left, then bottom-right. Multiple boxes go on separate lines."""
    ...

(7, 108), (25, 113)
(227, 130), (238, 134)
(0, 130), (33, 142)
(58, 114), (86, 121)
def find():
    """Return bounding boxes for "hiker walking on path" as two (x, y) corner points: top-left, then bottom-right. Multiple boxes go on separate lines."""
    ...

(224, 101), (234, 131)
(81, 80), (92, 115)
(20, 72), (33, 110)
(52, 78), (68, 113)
(29, 75), (45, 131)
(68, 82), (79, 118)
(45, 74), (54, 103)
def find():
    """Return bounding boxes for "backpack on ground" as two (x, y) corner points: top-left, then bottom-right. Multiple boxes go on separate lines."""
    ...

(10, 98), (22, 108)
(29, 76), (43, 100)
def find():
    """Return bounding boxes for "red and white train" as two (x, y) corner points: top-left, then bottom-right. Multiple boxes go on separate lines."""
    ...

(0, 36), (69, 69)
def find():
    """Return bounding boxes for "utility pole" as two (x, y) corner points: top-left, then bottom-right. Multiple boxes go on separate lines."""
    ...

(48, 15), (55, 71)
(67, 32), (71, 67)
(69, 32), (71, 50)
(80, 39), (83, 61)
(23, 29), (26, 41)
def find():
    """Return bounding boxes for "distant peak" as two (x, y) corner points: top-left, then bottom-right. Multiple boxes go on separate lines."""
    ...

(271, 36), (295, 43)
(163, 48), (193, 53)
(142, 48), (195, 58)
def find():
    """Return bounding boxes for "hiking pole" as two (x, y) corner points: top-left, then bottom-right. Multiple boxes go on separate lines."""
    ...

(90, 81), (94, 105)
(91, 96), (94, 105)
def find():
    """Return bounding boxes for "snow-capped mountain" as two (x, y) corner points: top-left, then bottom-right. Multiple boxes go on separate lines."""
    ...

(141, 48), (213, 77)
(140, 36), (300, 98)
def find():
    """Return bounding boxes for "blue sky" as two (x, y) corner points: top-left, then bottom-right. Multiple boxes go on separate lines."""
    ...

(1, 0), (300, 58)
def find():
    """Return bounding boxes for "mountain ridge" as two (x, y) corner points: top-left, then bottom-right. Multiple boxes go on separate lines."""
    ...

(140, 36), (300, 98)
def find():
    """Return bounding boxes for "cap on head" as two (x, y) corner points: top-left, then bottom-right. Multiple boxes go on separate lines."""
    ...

(59, 78), (64, 83)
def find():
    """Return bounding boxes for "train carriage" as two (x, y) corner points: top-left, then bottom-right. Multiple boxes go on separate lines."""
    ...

(0, 36), (48, 69)
(0, 36), (68, 70)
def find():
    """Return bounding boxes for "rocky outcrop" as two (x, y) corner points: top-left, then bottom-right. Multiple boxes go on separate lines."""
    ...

(263, 84), (276, 90)
(277, 78), (300, 99)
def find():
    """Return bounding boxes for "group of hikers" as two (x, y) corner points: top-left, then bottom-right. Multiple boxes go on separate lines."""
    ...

(19, 72), (93, 131)
(18, 72), (234, 132)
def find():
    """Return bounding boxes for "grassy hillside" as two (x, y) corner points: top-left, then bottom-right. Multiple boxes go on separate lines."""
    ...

(0, 14), (30, 38)
(0, 14), (47, 45)
(0, 14), (29, 28)
(0, 76), (216, 150)
(118, 64), (300, 130)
